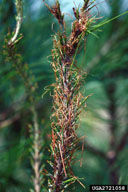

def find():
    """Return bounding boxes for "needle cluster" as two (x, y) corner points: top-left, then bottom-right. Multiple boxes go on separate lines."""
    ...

(44, 1), (93, 191)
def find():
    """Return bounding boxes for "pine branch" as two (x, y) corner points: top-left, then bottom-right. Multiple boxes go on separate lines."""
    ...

(8, 0), (23, 46)
(44, 0), (96, 191)
(44, 2), (128, 189)
(3, 1), (43, 191)
(31, 106), (42, 192)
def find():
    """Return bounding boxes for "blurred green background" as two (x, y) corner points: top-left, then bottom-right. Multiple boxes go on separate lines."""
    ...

(0, 0), (128, 191)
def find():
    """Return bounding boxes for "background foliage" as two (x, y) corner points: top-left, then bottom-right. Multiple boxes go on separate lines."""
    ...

(0, 0), (128, 191)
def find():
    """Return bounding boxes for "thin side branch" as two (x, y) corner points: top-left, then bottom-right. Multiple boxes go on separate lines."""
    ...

(8, 0), (23, 45)
(0, 114), (20, 129)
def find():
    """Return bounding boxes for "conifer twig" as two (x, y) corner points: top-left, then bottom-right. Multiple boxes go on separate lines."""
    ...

(0, 114), (20, 129)
(4, 1), (42, 191)
(44, 0), (95, 191)
(8, 0), (23, 46)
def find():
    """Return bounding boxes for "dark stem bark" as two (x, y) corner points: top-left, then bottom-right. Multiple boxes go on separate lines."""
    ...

(106, 80), (118, 185)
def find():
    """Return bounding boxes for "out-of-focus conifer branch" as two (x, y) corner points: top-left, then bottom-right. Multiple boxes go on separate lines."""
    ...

(3, 1), (43, 191)
(86, 33), (119, 73)
(8, 0), (23, 46)
(116, 129), (128, 154)
(0, 114), (20, 129)
(79, 141), (108, 160)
